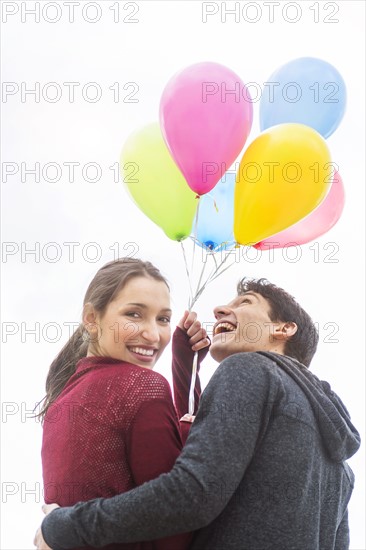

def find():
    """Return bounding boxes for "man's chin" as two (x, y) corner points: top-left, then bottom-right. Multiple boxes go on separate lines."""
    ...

(209, 343), (231, 363)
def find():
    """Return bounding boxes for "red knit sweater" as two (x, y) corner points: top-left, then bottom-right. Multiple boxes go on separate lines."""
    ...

(41, 328), (204, 550)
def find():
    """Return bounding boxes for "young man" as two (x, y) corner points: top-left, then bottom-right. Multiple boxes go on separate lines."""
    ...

(36, 278), (360, 550)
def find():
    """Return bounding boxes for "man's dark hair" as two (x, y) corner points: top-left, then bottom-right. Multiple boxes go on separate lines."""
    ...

(237, 277), (319, 367)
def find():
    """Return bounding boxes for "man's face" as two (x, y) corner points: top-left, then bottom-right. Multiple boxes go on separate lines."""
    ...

(210, 291), (285, 362)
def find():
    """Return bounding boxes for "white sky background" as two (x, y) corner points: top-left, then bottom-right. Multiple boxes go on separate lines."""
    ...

(1, 1), (365, 548)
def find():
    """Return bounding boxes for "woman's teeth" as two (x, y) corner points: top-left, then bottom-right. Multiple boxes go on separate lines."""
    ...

(129, 347), (154, 356)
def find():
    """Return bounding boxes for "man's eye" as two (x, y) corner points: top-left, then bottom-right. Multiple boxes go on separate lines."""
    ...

(241, 298), (251, 304)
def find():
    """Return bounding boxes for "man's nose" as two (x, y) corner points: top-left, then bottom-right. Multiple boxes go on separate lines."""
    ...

(213, 305), (231, 320)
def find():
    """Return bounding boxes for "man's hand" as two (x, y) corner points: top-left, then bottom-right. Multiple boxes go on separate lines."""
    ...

(33, 527), (52, 550)
(33, 504), (60, 549)
(42, 503), (60, 515)
(178, 310), (210, 352)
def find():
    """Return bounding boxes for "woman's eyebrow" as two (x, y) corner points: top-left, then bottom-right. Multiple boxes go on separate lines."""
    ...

(125, 303), (172, 313)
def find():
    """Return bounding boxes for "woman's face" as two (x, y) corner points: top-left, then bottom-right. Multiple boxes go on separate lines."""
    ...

(85, 276), (172, 369)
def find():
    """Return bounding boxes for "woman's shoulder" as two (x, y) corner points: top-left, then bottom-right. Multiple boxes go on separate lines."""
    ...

(126, 365), (174, 400)
(75, 356), (172, 398)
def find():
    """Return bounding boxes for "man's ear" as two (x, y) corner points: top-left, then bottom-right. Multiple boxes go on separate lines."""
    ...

(273, 322), (298, 341)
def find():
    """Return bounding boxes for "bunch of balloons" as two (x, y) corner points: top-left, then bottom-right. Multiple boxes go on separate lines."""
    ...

(121, 57), (346, 302)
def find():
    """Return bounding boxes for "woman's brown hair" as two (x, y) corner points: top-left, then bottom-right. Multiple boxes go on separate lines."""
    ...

(37, 258), (169, 420)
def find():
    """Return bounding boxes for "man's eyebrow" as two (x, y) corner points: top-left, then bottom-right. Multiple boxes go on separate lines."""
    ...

(237, 292), (259, 301)
(125, 303), (172, 312)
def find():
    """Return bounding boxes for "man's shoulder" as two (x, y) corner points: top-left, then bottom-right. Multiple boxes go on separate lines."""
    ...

(210, 352), (282, 388)
(219, 351), (279, 372)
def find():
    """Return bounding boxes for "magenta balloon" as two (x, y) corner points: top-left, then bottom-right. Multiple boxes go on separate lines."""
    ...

(254, 171), (345, 250)
(160, 62), (253, 195)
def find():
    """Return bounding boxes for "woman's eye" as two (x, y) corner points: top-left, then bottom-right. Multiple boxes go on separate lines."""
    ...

(159, 317), (171, 324)
(125, 312), (140, 318)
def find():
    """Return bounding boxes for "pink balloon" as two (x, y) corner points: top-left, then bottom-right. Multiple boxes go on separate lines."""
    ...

(254, 171), (345, 250)
(160, 62), (253, 195)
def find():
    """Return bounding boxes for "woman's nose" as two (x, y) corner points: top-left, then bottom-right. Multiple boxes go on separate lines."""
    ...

(141, 322), (160, 343)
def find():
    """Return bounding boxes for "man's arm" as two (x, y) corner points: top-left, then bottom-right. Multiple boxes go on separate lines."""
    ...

(41, 353), (279, 549)
(334, 508), (350, 550)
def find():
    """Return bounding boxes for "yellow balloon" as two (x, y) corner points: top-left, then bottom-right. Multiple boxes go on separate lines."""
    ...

(234, 123), (333, 245)
(121, 123), (198, 241)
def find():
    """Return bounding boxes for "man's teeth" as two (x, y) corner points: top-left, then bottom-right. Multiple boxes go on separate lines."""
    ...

(214, 322), (236, 335)
(129, 347), (155, 356)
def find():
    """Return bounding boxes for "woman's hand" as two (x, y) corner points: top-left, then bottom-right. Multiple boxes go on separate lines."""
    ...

(33, 504), (60, 549)
(177, 311), (210, 352)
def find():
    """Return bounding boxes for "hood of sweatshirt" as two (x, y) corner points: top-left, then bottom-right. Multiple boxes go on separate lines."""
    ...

(257, 352), (361, 462)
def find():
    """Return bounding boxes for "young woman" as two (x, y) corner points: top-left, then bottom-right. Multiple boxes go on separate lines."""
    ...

(38, 258), (209, 550)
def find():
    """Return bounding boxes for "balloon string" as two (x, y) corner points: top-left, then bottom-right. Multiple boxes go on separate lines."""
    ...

(180, 240), (193, 309)
(185, 203), (200, 417)
(206, 249), (236, 282)
(188, 351), (198, 416)
(208, 250), (235, 283)
(186, 244), (237, 416)
(205, 192), (219, 213)
(193, 254), (208, 302)
(187, 199), (200, 418)
(190, 237), (218, 282)
(189, 246), (236, 310)
(190, 197), (201, 288)
(189, 249), (215, 309)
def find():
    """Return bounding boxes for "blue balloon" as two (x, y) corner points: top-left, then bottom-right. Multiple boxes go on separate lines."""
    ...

(192, 172), (236, 252)
(260, 57), (347, 138)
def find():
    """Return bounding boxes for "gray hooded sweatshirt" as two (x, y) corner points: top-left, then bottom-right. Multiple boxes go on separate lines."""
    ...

(42, 352), (360, 550)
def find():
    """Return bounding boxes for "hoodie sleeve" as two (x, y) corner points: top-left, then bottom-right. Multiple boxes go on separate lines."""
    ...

(41, 353), (279, 549)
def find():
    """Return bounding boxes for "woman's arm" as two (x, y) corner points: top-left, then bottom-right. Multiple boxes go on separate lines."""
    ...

(126, 377), (192, 550)
(35, 393), (192, 550)
(172, 311), (209, 422)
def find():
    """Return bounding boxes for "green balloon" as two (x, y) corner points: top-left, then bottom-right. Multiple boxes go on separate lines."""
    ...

(121, 123), (198, 241)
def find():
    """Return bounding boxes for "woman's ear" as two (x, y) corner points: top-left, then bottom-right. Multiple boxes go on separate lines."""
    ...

(273, 322), (298, 341)
(82, 303), (98, 334)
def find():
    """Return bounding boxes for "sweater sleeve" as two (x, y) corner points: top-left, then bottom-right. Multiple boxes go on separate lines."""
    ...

(127, 394), (192, 550)
(41, 353), (279, 549)
(172, 326), (207, 419)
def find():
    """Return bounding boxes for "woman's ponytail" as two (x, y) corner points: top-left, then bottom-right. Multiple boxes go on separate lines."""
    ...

(37, 324), (88, 421)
